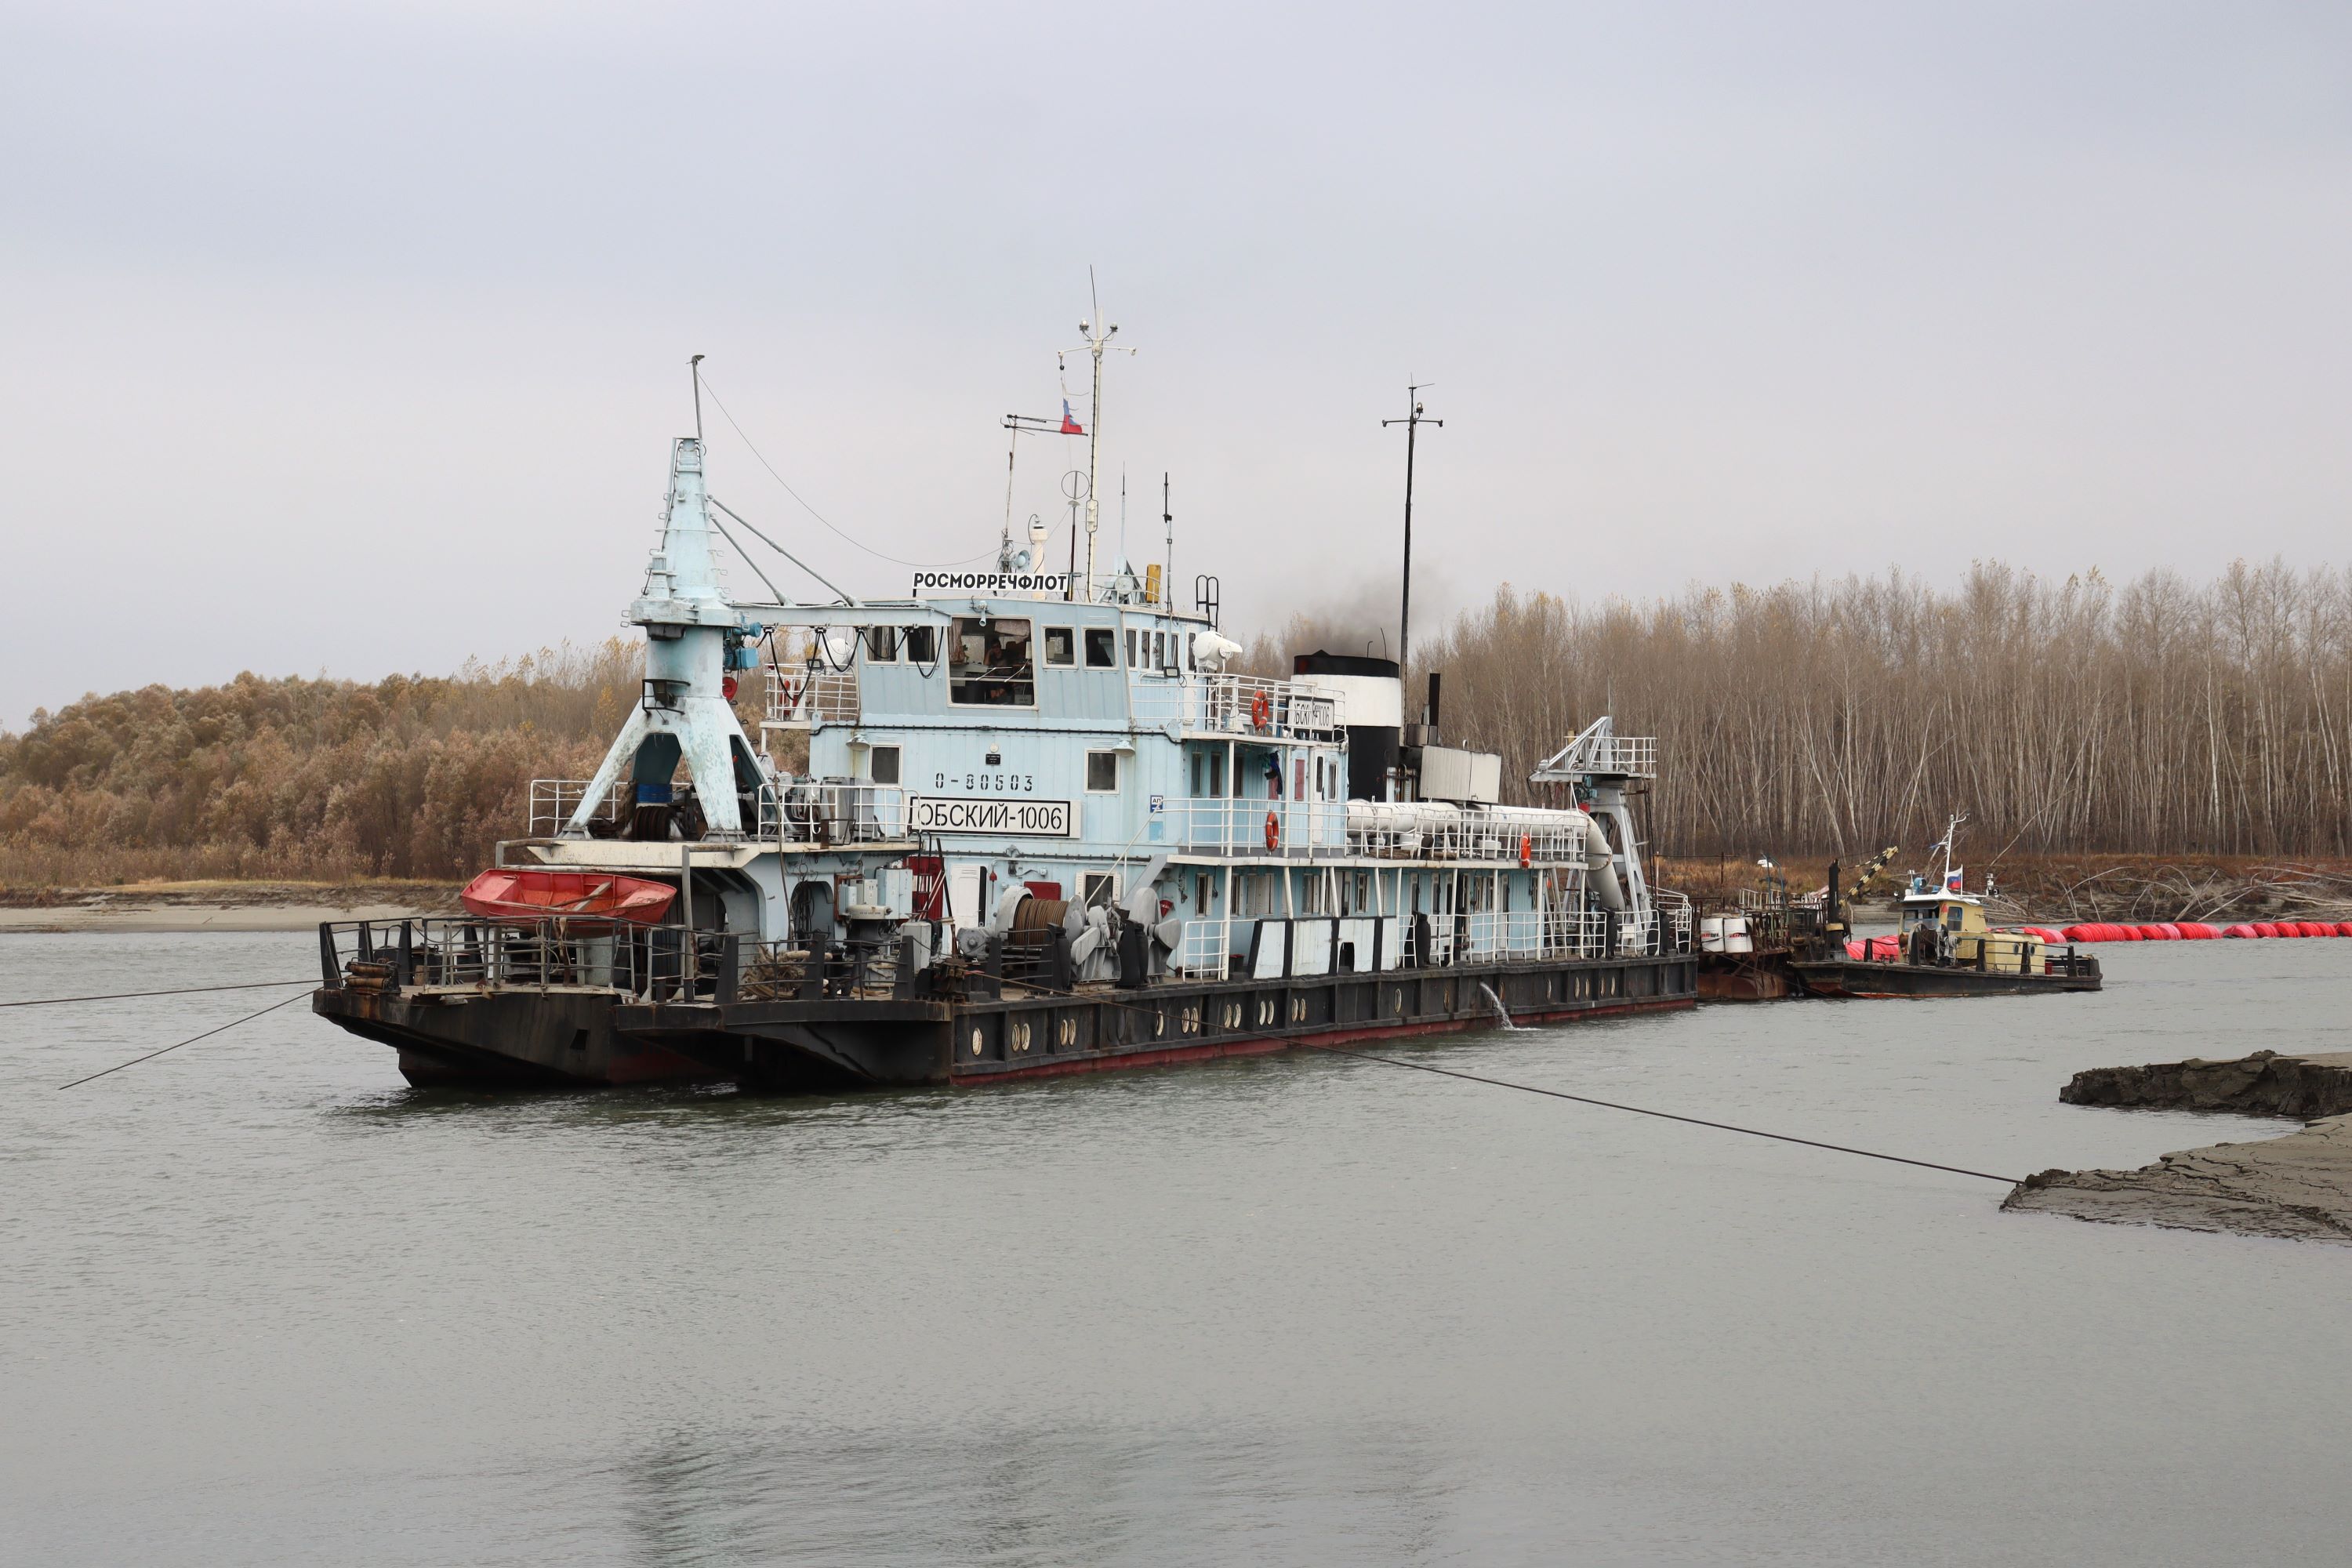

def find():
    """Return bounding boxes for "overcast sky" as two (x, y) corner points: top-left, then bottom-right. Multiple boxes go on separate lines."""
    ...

(5, 2), (2349, 724)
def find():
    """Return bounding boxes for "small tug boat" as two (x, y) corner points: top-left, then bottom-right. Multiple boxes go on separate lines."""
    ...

(1788, 817), (2100, 999)
(313, 343), (1698, 1090)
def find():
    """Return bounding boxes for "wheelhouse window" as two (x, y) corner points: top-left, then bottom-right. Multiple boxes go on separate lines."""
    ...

(904, 625), (938, 664)
(1084, 627), (1116, 668)
(1086, 750), (1120, 793)
(862, 626), (898, 662)
(949, 617), (1034, 706)
(869, 745), (901, 786)
(1044, 626), (1076, 666)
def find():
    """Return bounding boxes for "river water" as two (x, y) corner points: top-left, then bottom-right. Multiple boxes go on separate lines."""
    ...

(5, 930), (2350, 1565)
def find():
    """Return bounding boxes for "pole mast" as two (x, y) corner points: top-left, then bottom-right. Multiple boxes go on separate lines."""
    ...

(1073, 268), (1130, 605)
(1382, 385), (1442, 672)
(1079, 322), (1115, 601)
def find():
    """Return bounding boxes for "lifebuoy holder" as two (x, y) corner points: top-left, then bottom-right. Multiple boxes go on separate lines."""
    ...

(1264, 809), (1281, 851)
(1250, 690), (1272, 730)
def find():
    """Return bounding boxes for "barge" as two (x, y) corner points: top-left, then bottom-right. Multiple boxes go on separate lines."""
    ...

(314, 350), (1697, 1090)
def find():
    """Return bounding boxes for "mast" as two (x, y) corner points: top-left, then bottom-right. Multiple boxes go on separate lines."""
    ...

(1383, 385), (1443, 670)
(1077, 318), (1116, 600)
(1070, 270), (1132, 604)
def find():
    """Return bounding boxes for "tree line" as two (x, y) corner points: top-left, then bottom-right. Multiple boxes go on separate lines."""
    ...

(0, 644), (634, 884)
(6, 559), (2351, 887)
(1257, 559), (2352, 863)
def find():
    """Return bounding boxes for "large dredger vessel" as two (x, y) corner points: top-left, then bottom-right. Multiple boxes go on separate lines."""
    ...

(313, 349), (1696, 1090)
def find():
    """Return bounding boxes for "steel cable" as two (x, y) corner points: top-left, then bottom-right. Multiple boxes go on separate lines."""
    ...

(4, 978), (317, 1008)
(938, 975), (2020, 1184)
(55, 991), (310, 1091)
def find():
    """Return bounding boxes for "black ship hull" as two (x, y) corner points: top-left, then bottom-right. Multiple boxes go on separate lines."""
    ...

(1789, 956), (2101, 999)
(314, 950), (1698, 1092)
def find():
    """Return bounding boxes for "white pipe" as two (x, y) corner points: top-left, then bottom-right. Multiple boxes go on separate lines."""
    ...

(1584, 818), (1626, 911)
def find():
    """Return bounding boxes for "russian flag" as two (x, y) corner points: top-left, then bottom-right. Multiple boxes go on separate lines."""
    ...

(1945, 867), (1964, 891)
(1061, 400), (1085, 435)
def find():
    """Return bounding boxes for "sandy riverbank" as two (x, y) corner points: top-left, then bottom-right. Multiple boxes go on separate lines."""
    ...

(0, 880), (459, 934)
(2005, 1051), (2352, 1243)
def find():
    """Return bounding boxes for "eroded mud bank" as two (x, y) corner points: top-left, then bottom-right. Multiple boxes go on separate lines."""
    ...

(2006, 1051), (2352, 1243)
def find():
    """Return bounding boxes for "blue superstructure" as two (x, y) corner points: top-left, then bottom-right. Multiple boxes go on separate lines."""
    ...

(312, 344), (1696, 1092)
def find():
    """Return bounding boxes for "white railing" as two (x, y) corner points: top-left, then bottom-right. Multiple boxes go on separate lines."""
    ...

(1175, 917), (1232, 979)
(765, 670), (860, 729)
(1657, 891), (1693, 953)
(1591, 735), (1657, 778)
(1176, 898), (1686, 983)
(528, 779), (631, 837)
(761, 782), (907, 844)
(1461, 911), (1506, 961)
(1344, 810), (1597, 863)
(1129, 673), (1345, 740)
(1170, 798), (1351, 855)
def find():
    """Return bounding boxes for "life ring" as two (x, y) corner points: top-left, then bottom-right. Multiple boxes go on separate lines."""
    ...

(1250, 690), (1272, 730)
(1519, 833), (1533, 868)
(1264, 809), (1280, 851)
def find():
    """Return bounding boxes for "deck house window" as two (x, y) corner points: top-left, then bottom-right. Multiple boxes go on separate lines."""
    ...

(1084, 628), (1116, 668)
(869, 745), (901, 786)
(1081, 872), (1118, 908)
(1044, 626), (1076, 666)
(1125, 629), (1140, 669)
(1086, 750), (1120, 793)
(949, 617), (1034, 706)
(1188, 749), (1228, 798)
(904, 625), (937, 664)
(863, 626), (898, 662)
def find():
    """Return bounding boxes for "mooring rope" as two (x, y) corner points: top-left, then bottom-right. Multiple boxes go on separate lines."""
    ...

(34, 966), (2024, 1183)
(1293, 1041), (2021, 1184)
(4, 978), (316, 1009)
(54, 992), (310, 1091)
(971, 975), (2022, 1184)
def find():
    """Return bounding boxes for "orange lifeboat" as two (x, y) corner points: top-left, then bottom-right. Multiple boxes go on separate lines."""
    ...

(459, 869), (677, 924)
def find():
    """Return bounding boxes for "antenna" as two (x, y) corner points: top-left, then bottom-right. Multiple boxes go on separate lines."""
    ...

(1162, 472), (1173, 608)
(690, 354), (705, 443)
(1069, 268), (1137, 604)
(1381, 383), (1443, 670)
